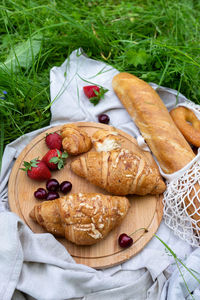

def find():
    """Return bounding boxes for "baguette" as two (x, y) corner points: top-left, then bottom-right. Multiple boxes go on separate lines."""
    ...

(112, 73), (195, 174)
(112, 73), (200, 225)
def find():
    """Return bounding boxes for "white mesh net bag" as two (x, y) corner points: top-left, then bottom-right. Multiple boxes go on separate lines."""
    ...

(160, 102), (200, 247)
(137, 96), (200, 247)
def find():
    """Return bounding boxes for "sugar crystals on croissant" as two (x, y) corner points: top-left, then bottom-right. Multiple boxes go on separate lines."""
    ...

(71, 148), (166, 196)
(30, 193), (130, 246)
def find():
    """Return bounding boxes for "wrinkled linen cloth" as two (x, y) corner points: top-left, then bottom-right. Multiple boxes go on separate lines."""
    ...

(1, 49), (200, 300)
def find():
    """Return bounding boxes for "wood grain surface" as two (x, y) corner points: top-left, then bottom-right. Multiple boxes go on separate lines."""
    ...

(8, 122), (163, 269)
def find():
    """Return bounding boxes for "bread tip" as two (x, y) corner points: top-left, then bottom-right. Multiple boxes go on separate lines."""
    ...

(71, 159), (84, 177)
(29, 208), (36, 220)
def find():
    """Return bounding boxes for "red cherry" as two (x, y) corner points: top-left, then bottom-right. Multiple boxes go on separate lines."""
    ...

(34, 188), (47, 200)
(118, 228), (148, 249)
(46, 191), (60, 200)
(46, 179), (59, 191)
(60, 181), (72, 194)
(98, 114), (110, 124)
(118, 233), (133, 248)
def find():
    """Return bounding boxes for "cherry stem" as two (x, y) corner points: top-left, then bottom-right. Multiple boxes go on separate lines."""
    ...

(129, 227), (148, 237)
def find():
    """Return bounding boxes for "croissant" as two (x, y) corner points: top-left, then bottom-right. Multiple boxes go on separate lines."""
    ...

(60, 124), (92, 155)
(92, 128), (122, 152)
(29, 193), (130, 245)
(71, 148), (166, 196)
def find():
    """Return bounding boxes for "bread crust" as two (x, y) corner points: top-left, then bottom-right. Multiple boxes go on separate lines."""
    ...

(170, 106), (200, 148)
(112, 73), (195, 174)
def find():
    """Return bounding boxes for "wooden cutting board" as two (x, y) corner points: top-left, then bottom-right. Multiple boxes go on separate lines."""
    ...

(8, 122), (163, 269)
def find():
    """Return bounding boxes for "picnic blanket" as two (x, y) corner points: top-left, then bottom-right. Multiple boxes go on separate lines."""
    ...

(0, 49), (200, 300)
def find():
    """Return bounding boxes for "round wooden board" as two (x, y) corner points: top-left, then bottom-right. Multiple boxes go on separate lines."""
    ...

(8, 122), (163, 269)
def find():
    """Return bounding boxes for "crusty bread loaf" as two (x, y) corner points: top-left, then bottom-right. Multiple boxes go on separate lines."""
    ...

(112, 72), (195, 174)
(112, 72), (200, 226)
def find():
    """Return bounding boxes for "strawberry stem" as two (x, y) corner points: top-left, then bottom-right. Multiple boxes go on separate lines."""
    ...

(49, 150), (68, 169)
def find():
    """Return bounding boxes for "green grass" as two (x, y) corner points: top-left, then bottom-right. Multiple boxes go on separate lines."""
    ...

(155, 235), (200, 299)
(0, 0), (200, 169)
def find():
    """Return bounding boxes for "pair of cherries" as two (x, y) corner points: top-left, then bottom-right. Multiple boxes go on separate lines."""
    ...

(34, 179), (72, 200)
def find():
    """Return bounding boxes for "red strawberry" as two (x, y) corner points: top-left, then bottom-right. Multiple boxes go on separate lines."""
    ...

(83, 85), (108, 106)
(45, 132), (62, 150)
(42, 149), (68, 170)
(83, 85), (100, 98)
(21, 158), (51, 181)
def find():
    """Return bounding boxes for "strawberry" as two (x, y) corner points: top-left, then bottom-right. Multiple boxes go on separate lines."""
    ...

(83, 85), (100, 98)
(45, 132), (62, 150)
(83, 85), (108, 106)
(21, 158), (51, 181)
(42, 149), (68, 170)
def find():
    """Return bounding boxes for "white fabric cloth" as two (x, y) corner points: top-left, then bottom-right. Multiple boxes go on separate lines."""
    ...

(0, 49), (200, 300)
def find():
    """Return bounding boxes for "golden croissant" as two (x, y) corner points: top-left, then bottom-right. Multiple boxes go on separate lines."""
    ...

(29, 193), (130, 245)
(60, 124), (92, 155)
(71, 148), (166, 196)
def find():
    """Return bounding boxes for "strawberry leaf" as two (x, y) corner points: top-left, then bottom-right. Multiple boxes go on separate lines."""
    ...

(99, 87), (108, 96)
(58, 160), (64, 170)
(30, 162), (38, 168)
(56, 149), (61, 157)
(94, 89), (100, 96)
(49, 157), (59, 164)
(62, 152), (68, 159)
(89, 87), (108, 106)
(23, 161), (30, 168)
(89, 97), (100, 106)
(20, 158), (39, 172)
(20, 167), (28, 171)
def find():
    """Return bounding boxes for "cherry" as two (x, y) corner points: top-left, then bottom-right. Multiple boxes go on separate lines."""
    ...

(46, 179), (59, 191)
(98, 114), (110, 124)
(60, 181), (72, 194)
(34, 188), (47, 200)
(46, 191), (60, 200)
(118, 233), (133, 248)
(118, 228), (148, 249)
